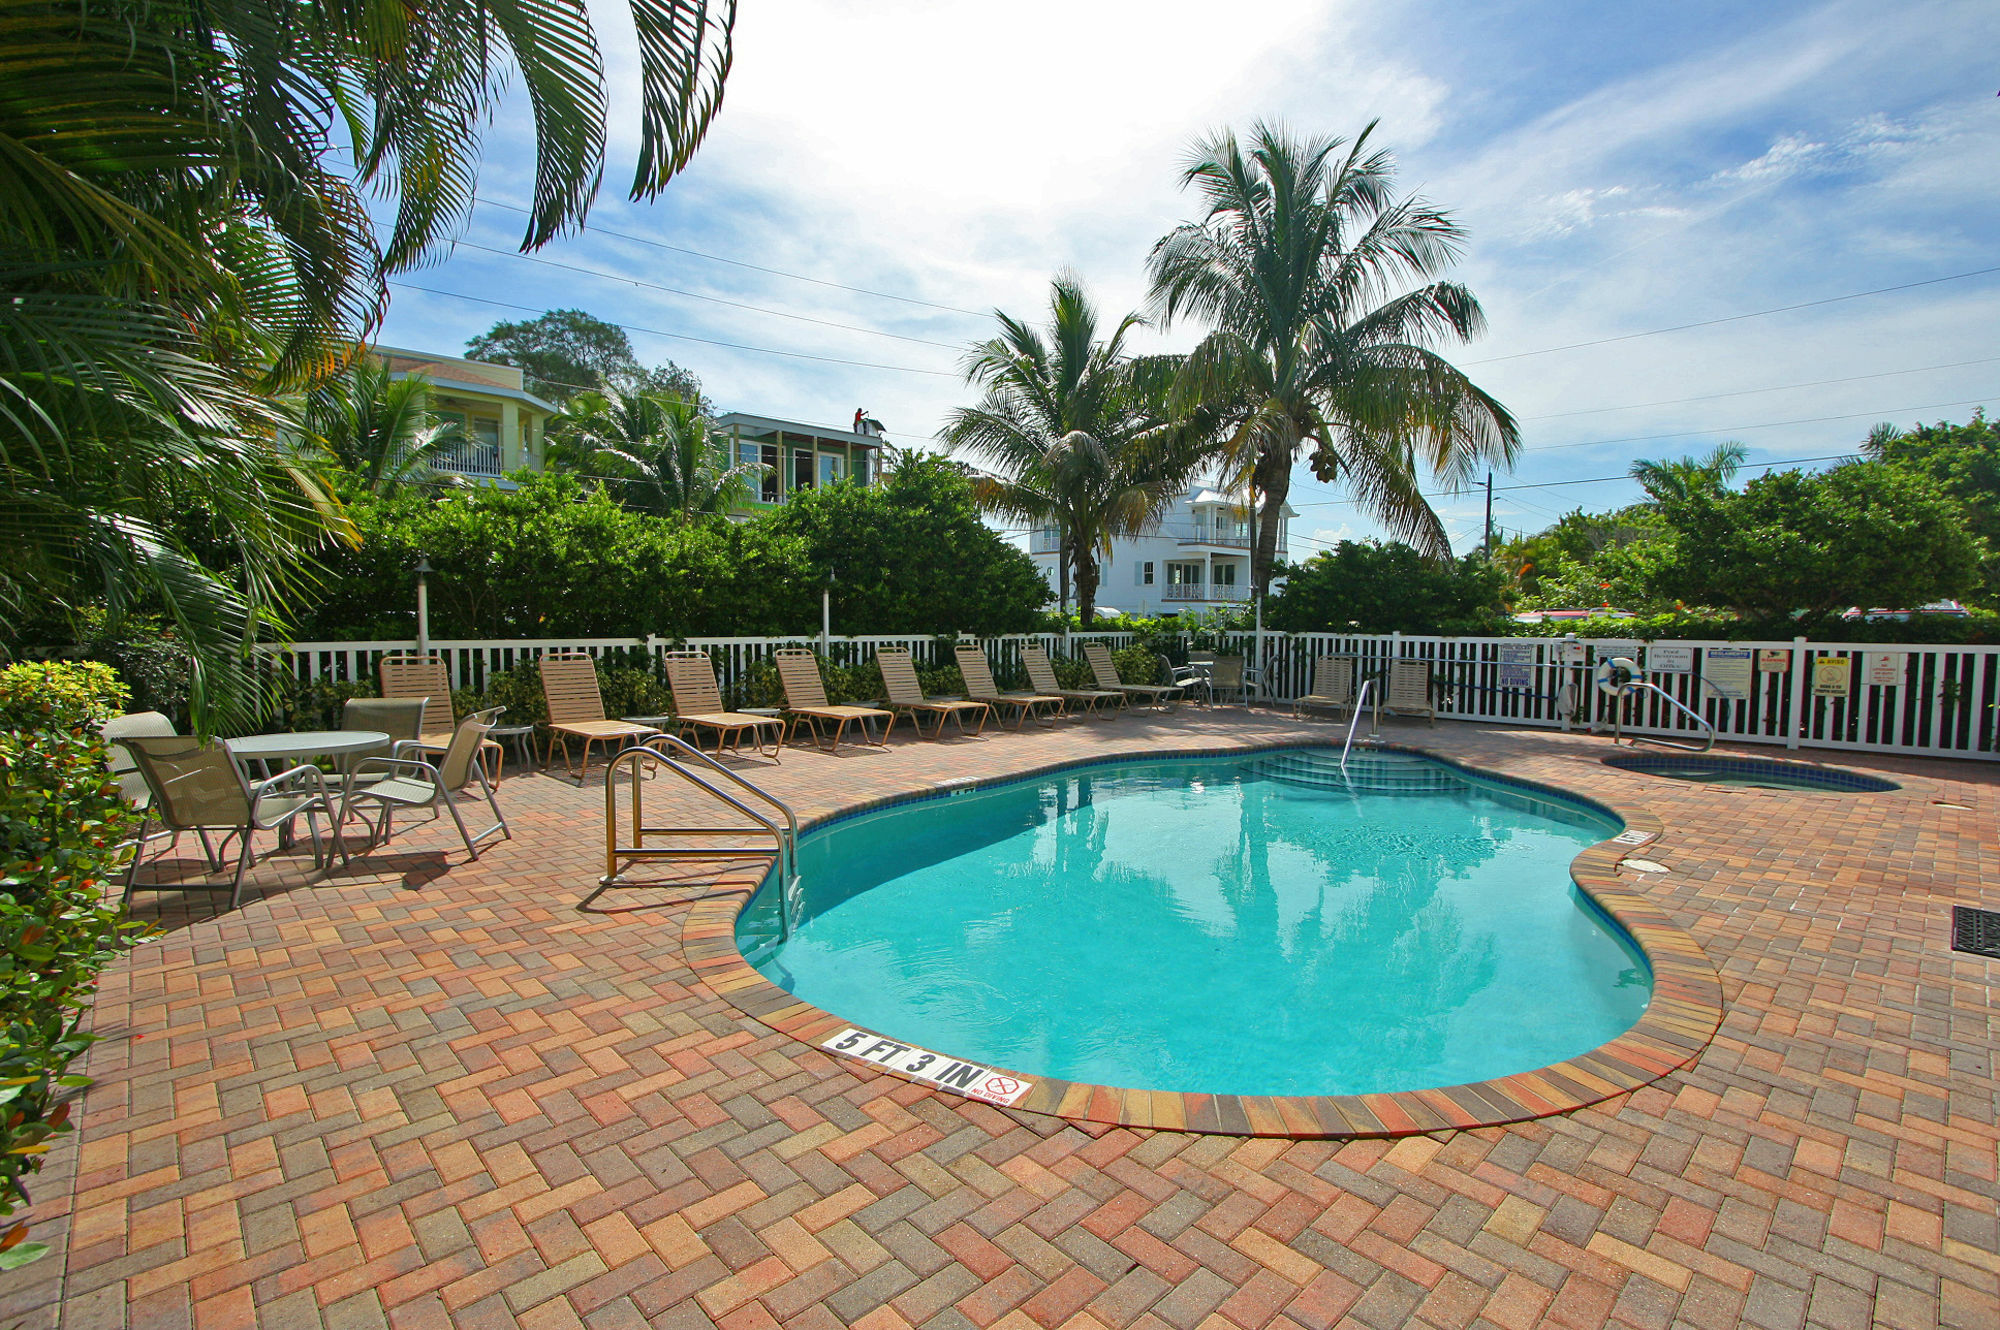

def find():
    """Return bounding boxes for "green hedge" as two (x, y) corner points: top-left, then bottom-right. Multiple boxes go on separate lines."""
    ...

(0, 663), (147, 1267)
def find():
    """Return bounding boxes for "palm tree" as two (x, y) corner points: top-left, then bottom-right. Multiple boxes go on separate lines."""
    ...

(299, 359), (460, 495)
(1629, 443), (1747, 503)
(553, 389), (763, 523)
(943, 274), (1205, 625)
(1, 0), (736, 725)
(1147, 121), (1519, 595)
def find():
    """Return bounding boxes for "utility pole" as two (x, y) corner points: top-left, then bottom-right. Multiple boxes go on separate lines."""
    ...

(1482, 472), (1494, 558)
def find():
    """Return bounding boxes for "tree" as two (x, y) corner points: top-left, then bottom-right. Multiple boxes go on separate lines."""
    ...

(1866, 411), (2000, 605)
(1647, 461), (1982, 621)
(1147, 121), (1519, 594)
(3, 0), (734, 725)
(551, 388), (760, 522)
(1629, 442), (1746, 505)
(767, 452), (1052, 634)
(298, 358), (458, 495)
(466, 310), (706, 407)
(942, 274), (1203, 625)
(1264, 541), (1510, 633)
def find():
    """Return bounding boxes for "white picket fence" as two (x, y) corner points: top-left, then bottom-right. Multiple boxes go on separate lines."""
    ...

(272, 630), (2000, 762)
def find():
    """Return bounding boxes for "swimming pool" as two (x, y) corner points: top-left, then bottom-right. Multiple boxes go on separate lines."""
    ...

(738, 749), (1652, 1099)
(1601, 752), (1900, 793)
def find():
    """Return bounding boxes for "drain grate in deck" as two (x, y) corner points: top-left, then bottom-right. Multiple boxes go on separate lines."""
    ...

(1951, 907), (2000, 959)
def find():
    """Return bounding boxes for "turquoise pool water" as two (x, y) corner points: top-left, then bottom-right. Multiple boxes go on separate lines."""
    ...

(738, 750), (1651, 1097)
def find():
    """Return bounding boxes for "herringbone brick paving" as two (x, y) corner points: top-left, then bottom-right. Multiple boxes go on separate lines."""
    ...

(8, 711), (1997, 1328)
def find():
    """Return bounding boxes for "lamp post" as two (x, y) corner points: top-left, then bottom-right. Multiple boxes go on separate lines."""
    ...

(414, 556), (433, 656)
(820, 567), (835, 655)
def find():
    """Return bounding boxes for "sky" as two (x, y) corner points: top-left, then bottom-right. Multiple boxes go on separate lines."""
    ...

(374, 0), (2000, 561)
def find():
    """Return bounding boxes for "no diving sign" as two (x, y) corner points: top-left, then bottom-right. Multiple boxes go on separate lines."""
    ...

(820, 1028), (1034, 1107)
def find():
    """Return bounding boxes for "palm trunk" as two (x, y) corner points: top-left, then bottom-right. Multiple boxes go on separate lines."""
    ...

(1058, 529), (1072, 618)
(1075, 552), (1100, 627)
(1252, 449), (1290, 597)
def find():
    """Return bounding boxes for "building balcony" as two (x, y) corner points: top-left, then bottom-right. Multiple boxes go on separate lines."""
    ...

(1163, 584), (1247, 602)
(434, 441), (504, 477)
(1176, 532), (1251, 548)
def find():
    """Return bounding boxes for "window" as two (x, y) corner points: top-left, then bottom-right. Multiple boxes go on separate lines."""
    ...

(792, 448), (815, 494)
(818, 452), (844, 487)
(1168, 563), (1203, 586)
(1140, 561), (1154, 586)
(854, 450), (874, 486)
(1214, 563), (1237, 587)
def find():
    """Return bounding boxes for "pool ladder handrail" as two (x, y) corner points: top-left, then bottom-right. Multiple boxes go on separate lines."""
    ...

(1338, 678), (1378, 771)
(1611, 680), (1717, 754)
(601, 736), (801, 938)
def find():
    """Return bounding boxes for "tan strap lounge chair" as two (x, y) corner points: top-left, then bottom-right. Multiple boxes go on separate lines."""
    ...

(1383, 658), (1436, 726)
(341, 709), (511, 860)
(774, 649), (893, 752)
(876, 648), (990, 739)
(539, 654), (663, 782)
(663, 651), (784, 759)
(1294, 656), (1357, 721)
(953, 644), (1062, 730)
(380, 653), (505, 772)
(124, 735), (342, 909)
(1082, 642), (1182, 712)
(1021, 644), (1122, 719)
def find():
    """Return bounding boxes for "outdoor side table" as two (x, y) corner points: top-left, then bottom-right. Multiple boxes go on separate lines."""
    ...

(487, 723), (539, 776)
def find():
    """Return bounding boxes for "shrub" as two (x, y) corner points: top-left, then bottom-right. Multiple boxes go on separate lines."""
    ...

(1111, 645), (1165, 685)
(0, 663), (148, 1267)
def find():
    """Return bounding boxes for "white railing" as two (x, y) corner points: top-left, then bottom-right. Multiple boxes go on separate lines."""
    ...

(434, 442), (504, 476)
(270, 630), (2000, 762)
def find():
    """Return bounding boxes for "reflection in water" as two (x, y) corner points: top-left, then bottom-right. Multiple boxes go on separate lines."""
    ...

(742, 753), (1649, 1096)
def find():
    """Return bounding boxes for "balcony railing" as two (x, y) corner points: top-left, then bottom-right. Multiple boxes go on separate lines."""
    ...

(1163, 584), (1247, 601)
(1177, 532), (1251, 548)
(434, 441), (503, 477)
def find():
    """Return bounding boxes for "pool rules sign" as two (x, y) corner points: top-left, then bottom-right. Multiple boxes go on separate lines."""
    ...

(820, 1029), (1035, 1106)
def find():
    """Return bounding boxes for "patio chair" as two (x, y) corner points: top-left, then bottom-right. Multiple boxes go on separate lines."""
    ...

(380, 653), (506, 773)
(1021, 644), (1123, 719)
(123, 735), (342, 909)
(662, 651), (785, 759)
(1205, 655), (1251, 707)
(335, 698), (428, 787)
(1082, 642), (1182, 713)
(1383, 658), (1436, 727)
(539, 654), (663, 782)
(1294, 656), (1358, 722)
(340, 708), (510, 860)
(1172, 652), (1215, 707)
(773, 650), (893, 753)
(876, 648), (990, 739)
(101, 711), (192, 861)
(953, 644), (1063, 730)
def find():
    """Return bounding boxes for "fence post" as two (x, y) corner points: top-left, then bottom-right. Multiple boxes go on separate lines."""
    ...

(1786, 635), (1808, 750)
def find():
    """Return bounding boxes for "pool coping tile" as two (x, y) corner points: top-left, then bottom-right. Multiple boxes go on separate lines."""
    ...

(679, 737), (1728, 1138)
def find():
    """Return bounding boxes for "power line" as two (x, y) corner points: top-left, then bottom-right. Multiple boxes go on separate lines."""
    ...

(431, 231), (968, 352)
(1519, 394), (1997, 453)
(473, 194), (991, 319)
(1463, 264), (2000, 366)
(389, 282), (960, 377)
(1519, 356), (2000, 422)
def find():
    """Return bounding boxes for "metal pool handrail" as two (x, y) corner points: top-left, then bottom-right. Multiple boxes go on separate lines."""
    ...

(1613, 681), (1717, 754)
(599, 737), (800, 936)
(1339, 679), (1377, 771)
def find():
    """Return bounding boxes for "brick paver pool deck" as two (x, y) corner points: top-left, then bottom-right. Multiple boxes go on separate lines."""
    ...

(8, 712), (1996, 1329)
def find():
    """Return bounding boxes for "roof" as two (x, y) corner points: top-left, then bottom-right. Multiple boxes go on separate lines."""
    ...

(716, 412), (885, 447)
(1191, 488), (1298, 518)
(388, 371), (560, 416)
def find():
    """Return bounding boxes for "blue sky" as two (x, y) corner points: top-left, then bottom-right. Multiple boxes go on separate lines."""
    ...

(375, 0), (2000, 559)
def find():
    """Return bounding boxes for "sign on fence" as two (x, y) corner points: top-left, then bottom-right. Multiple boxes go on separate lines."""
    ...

(1863, 651), (1904, 687)
(1812, 657), (1852, 698)
(1496, 642), (1537, 692)
(1649, 645), (1695, 675)
(1703, 647), (1753, 700)
(1758, 649), (1792, 673)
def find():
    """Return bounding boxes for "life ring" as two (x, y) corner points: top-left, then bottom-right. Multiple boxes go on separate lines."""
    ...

(1594, 656), (1641, 697)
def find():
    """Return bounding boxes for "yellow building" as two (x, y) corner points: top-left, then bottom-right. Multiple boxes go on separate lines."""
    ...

(378, 346), (559, 485)
(717, 412), (887, 512)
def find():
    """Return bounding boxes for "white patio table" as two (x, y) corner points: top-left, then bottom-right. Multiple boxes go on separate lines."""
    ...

(225, 730), (390, 853)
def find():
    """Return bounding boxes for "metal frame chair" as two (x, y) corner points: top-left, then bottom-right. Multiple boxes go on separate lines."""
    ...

(539, 654), (661, 782)
(123, 736), (342, 909)
(340, 708), (511, 860)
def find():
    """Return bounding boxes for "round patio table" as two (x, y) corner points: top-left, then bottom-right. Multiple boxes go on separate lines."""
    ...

(225, 730), (390, 767)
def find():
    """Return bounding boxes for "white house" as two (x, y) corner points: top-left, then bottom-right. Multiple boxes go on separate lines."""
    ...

(1028, 484), (1295, 615)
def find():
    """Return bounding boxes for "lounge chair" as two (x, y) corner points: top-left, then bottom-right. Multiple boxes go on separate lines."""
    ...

(1082, 642), (1182, 713)
(1021, 644), (1122, 719)
(1294, 656), (1357, 721)
(773, 649), (893, 752)
(662, 651), (785, 759)
(953, 644), (1063, 730)
(1383, 658), (1436, 726)
(123, 735), (342, 908)
(380, 653), (505, 773)
(539, 654), (663, 782)
(876, 648), (990, 739)
(341, 709), (511, 860)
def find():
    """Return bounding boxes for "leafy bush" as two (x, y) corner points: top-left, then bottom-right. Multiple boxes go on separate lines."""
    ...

(1265, 541), (1512, 634)
(1111, 645), (1166, 684)
(0, 663), (148, 1266)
